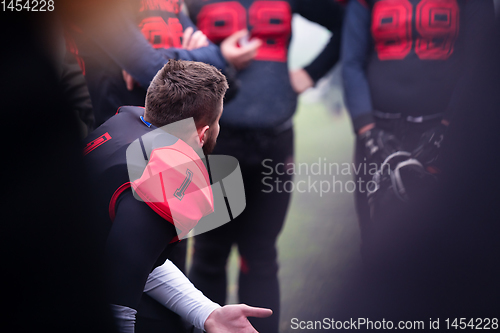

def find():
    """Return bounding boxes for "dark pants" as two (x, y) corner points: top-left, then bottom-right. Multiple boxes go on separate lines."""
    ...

(189, 125), (294, 333)
(354, 117), (441, 259)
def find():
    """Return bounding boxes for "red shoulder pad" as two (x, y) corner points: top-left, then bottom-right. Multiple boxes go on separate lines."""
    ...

(130, 140), (213, 239)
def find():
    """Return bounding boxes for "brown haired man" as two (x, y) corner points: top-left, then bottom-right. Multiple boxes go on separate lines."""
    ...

(84, 59), (271, 333)
(144, 58), (226, 155)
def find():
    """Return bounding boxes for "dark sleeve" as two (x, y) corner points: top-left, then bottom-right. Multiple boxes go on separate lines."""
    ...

(296, 0), (344, 83)
(340, 0), (375, 132)
(443, 0), (496, 122)
(104, 190), (178, 310)
(184, 0), (202, 25)
(60, 50), (95, 136)
(82, 7), (226, 88)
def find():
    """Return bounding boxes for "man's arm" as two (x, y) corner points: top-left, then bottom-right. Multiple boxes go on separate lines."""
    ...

(105, 190), (272, 333)
(81, 7), (227, 89)
(145, 260), (273, 333)
(411, 0), (496, 167)
(442, 0), (496, 123)
(341, 0), (375, 133)
(104, 189), (178, 332)
(291, 0), (345, 93)
(144, 260), (221, 330)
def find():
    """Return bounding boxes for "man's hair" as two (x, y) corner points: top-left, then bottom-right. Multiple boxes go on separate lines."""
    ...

(145, 59), (228, 128)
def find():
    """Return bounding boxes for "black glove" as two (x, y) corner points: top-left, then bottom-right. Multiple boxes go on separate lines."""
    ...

(412, 123), (446, 167)
(358, 126), (401, 166)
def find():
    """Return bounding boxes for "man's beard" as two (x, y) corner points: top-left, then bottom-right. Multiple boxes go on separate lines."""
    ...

(202, 131), (217, 155)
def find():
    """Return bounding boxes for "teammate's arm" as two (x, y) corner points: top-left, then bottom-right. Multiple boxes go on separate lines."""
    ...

(104, 189), (178, 331)
(291, 0), (344, 93)
(442, 0), (496, 124)
(411, 0), (496, 167)
(82, 7), (227, 90)
(183, 0), (262, 70)
(341, 0), (402, 164)
(341, 0), (375, 133)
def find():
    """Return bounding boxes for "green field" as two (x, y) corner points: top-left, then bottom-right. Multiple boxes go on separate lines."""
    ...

(198, 96), (364, 332)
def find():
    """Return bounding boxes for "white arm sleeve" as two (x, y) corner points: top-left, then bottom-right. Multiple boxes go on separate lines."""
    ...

(144, 259), (221, 330)
(110, 304), (137, 333)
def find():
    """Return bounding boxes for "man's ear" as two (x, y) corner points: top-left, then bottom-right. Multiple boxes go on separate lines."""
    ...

(197, 125), (210, 147)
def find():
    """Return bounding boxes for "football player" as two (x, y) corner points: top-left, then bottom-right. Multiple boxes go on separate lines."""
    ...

(84, 60), (272, 333)
(341, 0), (495, 257)
(184, 1), (345, 332)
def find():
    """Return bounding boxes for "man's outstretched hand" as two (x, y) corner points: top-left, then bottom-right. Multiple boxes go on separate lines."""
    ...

(204, 304), (273, 333)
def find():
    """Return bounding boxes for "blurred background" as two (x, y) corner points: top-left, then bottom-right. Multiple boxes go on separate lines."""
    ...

(3, 2), (500, 332)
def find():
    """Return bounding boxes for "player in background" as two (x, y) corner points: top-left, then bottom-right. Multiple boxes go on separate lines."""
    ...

(84, 60), (272, 333)
(341, 0), (495, 258)
(184, 1), (344, 332)
(67, 0), (261, 126)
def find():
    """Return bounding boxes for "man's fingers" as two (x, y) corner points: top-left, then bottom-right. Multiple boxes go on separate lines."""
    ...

(187, 30), (202, 49)
(182, 27), (194, 49)
(225, 29), (249, 44)
(232, 39), (262, 69)
(245, 38), (262, 51)
(191, 30), (208, 49)
(122, 70), (135, 91)
(241, 305), (273, 318)
(240, 41), (261, 60)
(198, 34), (209, 48)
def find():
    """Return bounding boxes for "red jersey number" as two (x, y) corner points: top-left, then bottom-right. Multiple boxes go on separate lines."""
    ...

(372, 0), (413, 60)
(139, 17), (183, 49)
(197, 2), (247, 44)
(249, 1), (291, 62)
(372, 0), (459, 61)
(415, 0), (459, 60)
(197, 1), (292, 62)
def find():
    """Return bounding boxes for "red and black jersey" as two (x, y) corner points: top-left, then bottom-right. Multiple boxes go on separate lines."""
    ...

(84, 106), (155, 231)
(84, 106), (213, 239)
(137, 0), (184, 49)
(341, 0), (495, 131)
(185, 0), (344, 129)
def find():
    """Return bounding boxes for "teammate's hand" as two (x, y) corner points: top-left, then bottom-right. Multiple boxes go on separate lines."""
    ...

(412, 122), (447, 168)
(182, 27), (209, 50)
(289, 68), (314, 94)
(204, 304), (272, 333)
(358, 125), (401, 166)
(122, 70), (137, 91)
(220, 30), (262, 70)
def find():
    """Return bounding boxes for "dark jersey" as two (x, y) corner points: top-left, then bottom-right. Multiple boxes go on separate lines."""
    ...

(84, 106), (212, 312)
(185, 0), (344, 128)
(70, 0), (227, 126)
(342, 0), (495, 131)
